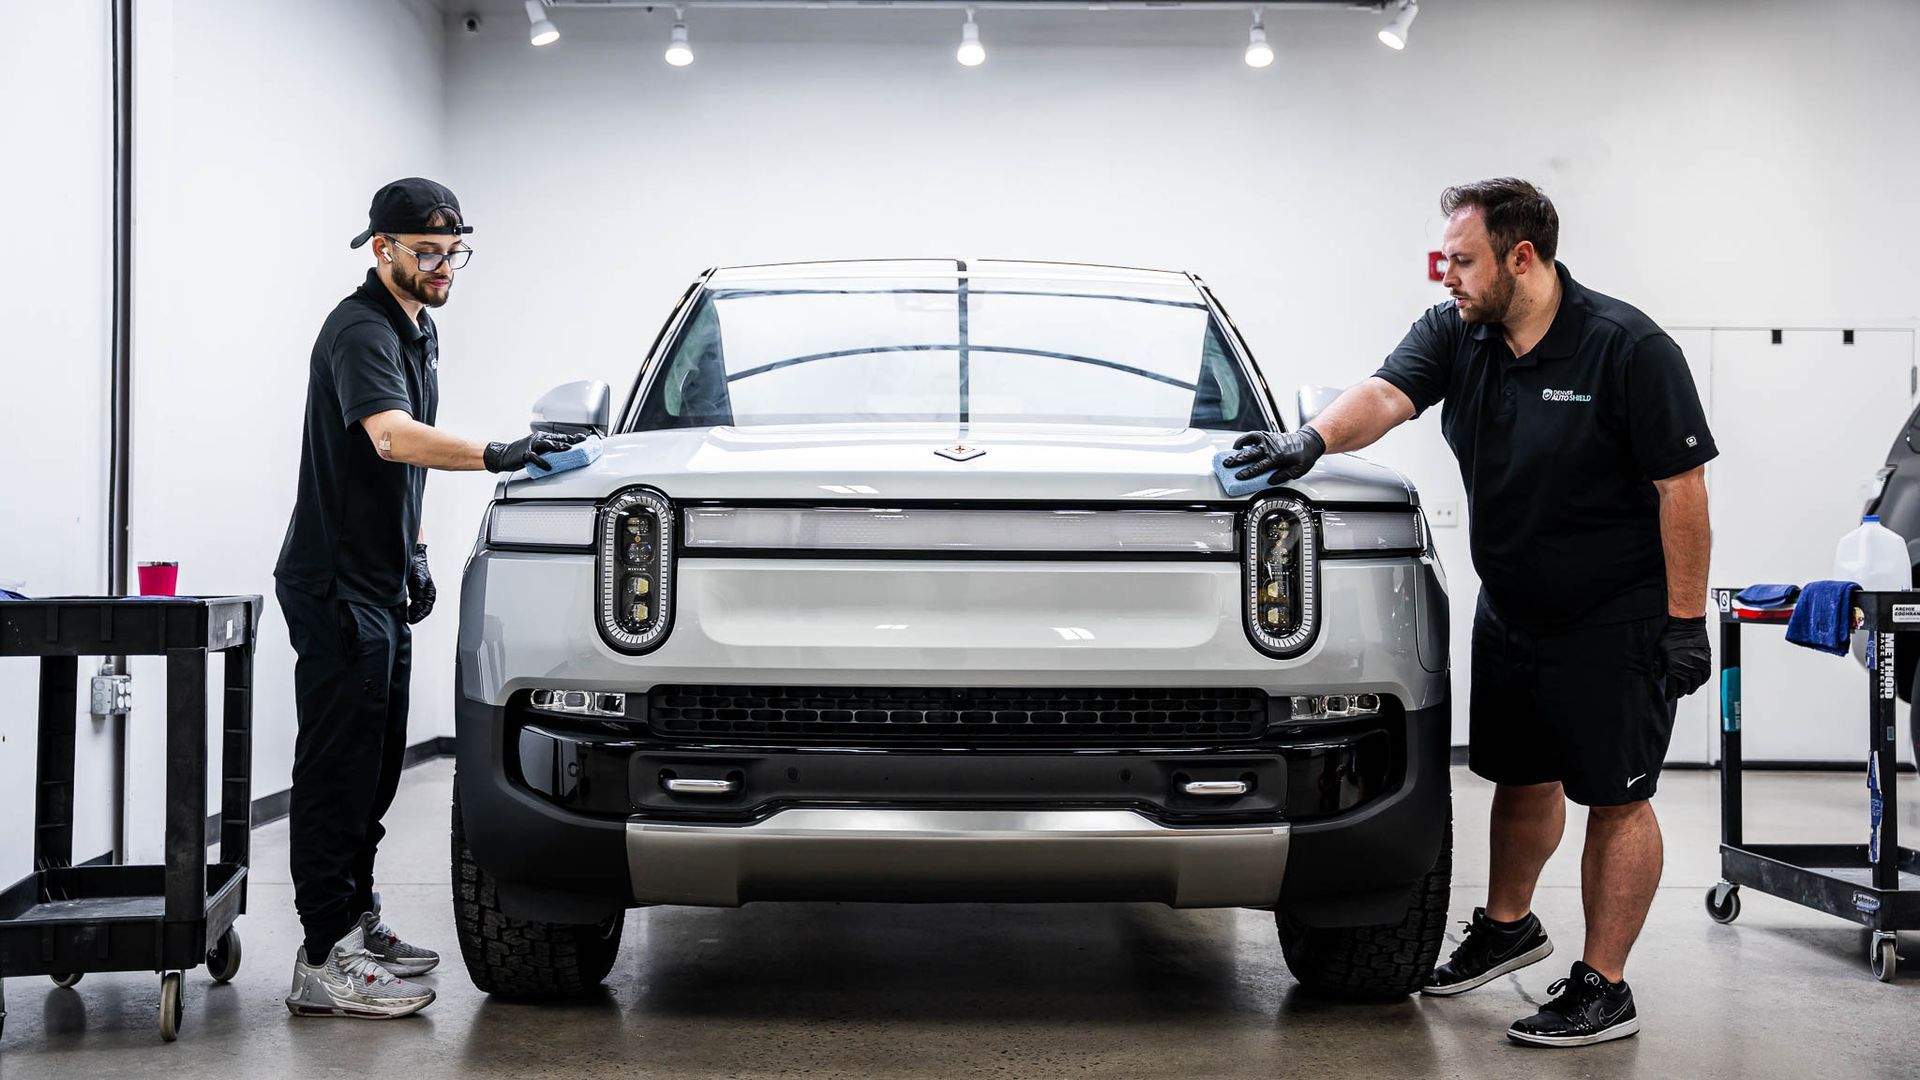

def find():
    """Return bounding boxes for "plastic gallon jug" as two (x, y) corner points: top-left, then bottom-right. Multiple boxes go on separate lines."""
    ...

(1833, 515), (1909, 666)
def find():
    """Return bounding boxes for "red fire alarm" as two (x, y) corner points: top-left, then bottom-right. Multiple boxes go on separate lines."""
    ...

(1427, 251), (1446, 282)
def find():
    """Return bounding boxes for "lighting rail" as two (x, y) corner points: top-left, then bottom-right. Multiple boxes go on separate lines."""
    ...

(530, 0), (1417, 61)
(547, 2), (1390, 10)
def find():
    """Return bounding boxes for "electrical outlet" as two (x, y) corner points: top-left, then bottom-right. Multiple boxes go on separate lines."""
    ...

(1426, 499), (1461, 528)
(91, 674), (133, 717)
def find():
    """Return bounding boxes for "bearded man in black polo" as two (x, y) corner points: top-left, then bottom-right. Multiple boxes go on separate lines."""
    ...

(1224, 178), (1714, 1048)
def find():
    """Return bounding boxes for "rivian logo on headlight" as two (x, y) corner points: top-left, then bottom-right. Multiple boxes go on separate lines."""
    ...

(935, 444), (985, 461)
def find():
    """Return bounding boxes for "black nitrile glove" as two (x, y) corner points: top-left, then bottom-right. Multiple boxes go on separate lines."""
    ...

(483, 431), (587, 474)
(1656, 615), (1711, 700)
(406, 543), (435, 625)
(1223, 426), (1326, 485)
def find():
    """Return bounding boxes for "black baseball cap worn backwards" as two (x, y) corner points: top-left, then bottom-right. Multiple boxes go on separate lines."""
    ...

(349, 177), (474, 249)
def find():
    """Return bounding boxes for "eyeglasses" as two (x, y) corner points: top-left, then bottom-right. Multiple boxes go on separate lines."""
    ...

(383, 236), (473, 272)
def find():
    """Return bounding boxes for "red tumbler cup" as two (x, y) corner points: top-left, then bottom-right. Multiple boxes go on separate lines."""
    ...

(137, 561), (179, 596)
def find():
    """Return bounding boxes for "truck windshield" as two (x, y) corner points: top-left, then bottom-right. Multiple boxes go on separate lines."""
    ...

(631, 274), (1267, 431)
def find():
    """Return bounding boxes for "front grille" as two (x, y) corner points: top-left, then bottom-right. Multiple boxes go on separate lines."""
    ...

(646, 685), (1270, 744)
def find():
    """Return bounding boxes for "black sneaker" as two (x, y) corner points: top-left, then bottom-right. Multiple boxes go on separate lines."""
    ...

(1422, 907), (1554, 996)
(1506, 962), (1640, 1048)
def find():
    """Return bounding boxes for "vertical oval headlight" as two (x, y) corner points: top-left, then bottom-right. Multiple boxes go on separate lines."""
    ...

(1244, 497), (1318, 657)
(598, 487), (675, 654)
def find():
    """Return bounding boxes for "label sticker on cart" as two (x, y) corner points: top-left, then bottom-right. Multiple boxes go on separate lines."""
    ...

(1720, 668), (1741, 733)
(1894, 604), (1920, 623)
(1854, 891), (1882, 914)
(1880, 635), (1898, 698)
(1718, 591), (1732, 613)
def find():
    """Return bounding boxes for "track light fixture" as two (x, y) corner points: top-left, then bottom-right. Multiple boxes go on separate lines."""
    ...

(665, 7), (694, 66)
(525, 0), (558, 47)
(530, 3), (1426, 63)
(1244, 8), (1273, 68)
(1378, 1), (1417, 50)
(956, 8), (986, 67)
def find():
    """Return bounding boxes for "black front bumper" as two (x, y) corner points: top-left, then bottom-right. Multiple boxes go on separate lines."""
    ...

(454, 672), (1450, 926)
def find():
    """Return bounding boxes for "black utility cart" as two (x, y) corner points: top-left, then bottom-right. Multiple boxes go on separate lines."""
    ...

(0, 595), (259, 1043)
(1707, 586), (1920, 981)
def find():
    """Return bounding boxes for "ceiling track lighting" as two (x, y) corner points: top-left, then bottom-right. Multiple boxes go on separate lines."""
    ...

(1244, 7), (1272, 67)
(529, 3), (1418, 59)
(525, 0), (559, 46)
(956, 8), (986, 67)
(1378, 0), (1416, 50)
(665, 6), (695, 66)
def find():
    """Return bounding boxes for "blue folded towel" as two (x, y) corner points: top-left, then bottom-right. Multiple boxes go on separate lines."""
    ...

(1736, 583), (1801, 609)
(525, 435), (603, 480)
(1785, 580), (1858, 655)
(1213, 449), (1281, 498)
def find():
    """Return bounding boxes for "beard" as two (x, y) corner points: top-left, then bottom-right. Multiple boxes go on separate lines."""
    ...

(1457, 264), (1516, 324)
(394, 263), (452, 309)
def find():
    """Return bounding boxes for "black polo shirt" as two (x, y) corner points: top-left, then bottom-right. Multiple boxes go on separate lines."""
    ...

(274, 270), (440, 607)
(1374, 262), (1716, 631)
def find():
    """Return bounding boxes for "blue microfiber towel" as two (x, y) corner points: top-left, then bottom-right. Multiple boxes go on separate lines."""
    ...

(525, 435), (603, 480)
(1736, 583), (1801, 609)
(1785, 580), (1859, 655)
(1213, 449), (1280, 498)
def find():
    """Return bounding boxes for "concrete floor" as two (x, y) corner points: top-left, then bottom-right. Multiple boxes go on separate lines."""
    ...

(2, 760), (1917, 1078)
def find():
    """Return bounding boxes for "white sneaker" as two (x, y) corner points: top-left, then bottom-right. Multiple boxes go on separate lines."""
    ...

(361, 910), (440, 977)
(285, 926), (436, 1019)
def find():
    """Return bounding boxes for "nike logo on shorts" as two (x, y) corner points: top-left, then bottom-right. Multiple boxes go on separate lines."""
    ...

(1627, 773), (1646, 787)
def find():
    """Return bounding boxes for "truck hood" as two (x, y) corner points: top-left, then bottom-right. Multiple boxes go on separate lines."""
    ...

(500, 423), (1414, 505)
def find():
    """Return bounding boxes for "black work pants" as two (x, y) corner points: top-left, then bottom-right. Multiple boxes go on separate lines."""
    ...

(277, 581), (411, 957)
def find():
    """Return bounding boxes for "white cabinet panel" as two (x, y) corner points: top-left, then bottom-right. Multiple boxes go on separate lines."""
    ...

(1666, 328), (1717, 764)
(1706, 328), (1915, 763)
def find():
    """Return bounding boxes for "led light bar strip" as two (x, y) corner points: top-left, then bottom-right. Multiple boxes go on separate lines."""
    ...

(682, 507), (1238, 555)
(1320, 510), (1423, 554)
(489, 501), (599, 548)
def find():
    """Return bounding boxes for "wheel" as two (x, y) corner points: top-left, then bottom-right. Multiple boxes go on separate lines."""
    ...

(1276, 822), (1453, 1000)
(50, 972), (83, 989)
(451, 785), (624, 999)
(158, 971), (184, 1042)
(207, 927), (242, 984)
(1871, 933), (1898, 982)
(1705, 884), (1741, 924)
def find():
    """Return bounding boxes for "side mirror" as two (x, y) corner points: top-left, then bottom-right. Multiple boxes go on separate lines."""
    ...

(531, 380), (611, 437)
(1296, 384), (1343, 428)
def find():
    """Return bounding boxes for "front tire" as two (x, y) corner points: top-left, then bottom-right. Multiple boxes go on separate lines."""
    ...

(451, 785), (625, 999)
(1276, 823), (1453, 1000)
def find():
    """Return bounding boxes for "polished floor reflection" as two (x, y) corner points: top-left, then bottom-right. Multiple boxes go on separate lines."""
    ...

(2, 759), (1916, 1078)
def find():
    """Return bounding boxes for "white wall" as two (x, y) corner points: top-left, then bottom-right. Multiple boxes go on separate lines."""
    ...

(0, 1), (117, 877)
(119, 0), (449, 860)
(444, 0), (1920, 742)
(11, 0), (1916, 869)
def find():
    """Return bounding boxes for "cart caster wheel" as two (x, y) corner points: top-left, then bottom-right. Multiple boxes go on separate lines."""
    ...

(158, 971), (184, 1042)
(207, 927), (242, 984)
(1705, 883), (1741, 924)
(50, 972), (83, 989)
(1871, 933), (1898, 982)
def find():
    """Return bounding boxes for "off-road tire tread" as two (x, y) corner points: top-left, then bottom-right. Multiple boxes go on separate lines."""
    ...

(1276, 823), (1453, 1000)
(451, 787), (623, 999)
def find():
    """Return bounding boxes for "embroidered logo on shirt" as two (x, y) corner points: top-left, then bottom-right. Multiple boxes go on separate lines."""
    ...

(1685, 435), (1699, 447)
(1542, 389), (1593, 403)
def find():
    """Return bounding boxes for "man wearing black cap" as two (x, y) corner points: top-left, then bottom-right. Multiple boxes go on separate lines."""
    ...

(274, 178), (583, 1019)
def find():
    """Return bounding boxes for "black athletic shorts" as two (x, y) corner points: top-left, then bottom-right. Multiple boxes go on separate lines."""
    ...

(1468, 593), (1678, 807)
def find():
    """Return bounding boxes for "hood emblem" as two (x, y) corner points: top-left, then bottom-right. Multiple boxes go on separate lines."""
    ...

(935, 444), (985, 462)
